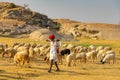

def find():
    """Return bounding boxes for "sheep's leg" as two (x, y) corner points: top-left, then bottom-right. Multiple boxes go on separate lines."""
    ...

(67, 61), (71, 67)
(83, 58), (86, 63)
(15, 59), (21, 67)
(59, 56), (63, 64)
(14, 61), (19, 66)
(20, 61), (25, 68)
(1, 52), (5, 58)
(73, 59), (76, 66)
(108, 60), (110, 64)
(92, 56), (95, 63)
(80, 59), (84, 63)
(26, 58), (31, 68)
(58, 56), (63, 64)
(46, 58), (49, 65)
(113, 58), (115, 64)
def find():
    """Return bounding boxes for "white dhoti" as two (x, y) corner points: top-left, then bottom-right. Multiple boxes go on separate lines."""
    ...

(50, 41), (58, 62)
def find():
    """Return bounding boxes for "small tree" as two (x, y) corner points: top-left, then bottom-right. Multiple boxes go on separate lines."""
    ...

(56, 22), (61, 29)
(7, 3), (16, 8)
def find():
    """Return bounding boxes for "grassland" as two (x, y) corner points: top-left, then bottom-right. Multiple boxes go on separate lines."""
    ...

(0, 37), (120, 80)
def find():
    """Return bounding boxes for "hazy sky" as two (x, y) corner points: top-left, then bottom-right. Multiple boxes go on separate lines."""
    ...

(0, 0), (120, 24)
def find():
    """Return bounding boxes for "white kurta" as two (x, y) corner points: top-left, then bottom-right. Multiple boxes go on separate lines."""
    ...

(50, 41), (58, 62)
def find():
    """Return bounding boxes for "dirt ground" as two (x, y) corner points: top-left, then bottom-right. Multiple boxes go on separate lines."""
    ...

(0, 55), (120, 80)
(0, 37), (120, 80)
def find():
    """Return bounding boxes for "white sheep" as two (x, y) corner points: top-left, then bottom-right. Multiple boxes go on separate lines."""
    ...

(61, 44), (68, 49)
(96, 46), (104, 51)
(101, 51), (115, 64)
(75, 52), (86, 63)
(75, 46), (83, 53)
(86, 50), (97, 62)
(104, 46), (112, 51)
(14, 47), (30, 67)
(4, 48), (17, 58)
(67, 44), (76, 52)
(34, 47), (40, 59)
(39, 47), (50, 59)
(88, 45), (96, 51)
(97, 47), (111, 61)
(78, 47), (88, 53)
(66, 53), (76, 67)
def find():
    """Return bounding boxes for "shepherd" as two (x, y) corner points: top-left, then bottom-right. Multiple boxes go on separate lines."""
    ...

(48, 34), (60, 72)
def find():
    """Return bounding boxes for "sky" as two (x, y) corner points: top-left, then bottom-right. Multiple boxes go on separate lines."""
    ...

(0, 0), (120, 24)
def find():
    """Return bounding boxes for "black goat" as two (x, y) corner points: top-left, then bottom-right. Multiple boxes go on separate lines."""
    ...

(60, 49), (70, 56)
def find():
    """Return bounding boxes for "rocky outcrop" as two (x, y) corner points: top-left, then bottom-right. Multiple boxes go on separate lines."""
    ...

(54, 19), (120, 40)
(29, 28), (73, 41)
(0, 2), (58, 36)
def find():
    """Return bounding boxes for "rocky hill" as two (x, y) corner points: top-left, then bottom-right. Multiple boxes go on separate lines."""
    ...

(0, 2), (57, 36)
(54, 19), (120, 40)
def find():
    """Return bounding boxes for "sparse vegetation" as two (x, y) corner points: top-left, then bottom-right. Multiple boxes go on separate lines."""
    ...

(7, 3), (16, 8)
(55, 22), (61, 29)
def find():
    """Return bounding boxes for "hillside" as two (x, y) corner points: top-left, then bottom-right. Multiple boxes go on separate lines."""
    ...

(0, 2), (57, 36)
(54, 19), (120, 40)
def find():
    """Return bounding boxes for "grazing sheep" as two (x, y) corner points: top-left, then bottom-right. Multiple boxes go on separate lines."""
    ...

(67, 44), (76, 52)
(31, 43), (37, 48)
(104, 46), (112, 51)
(3, 48), (17, 58)
(39, 47), (50, 59)
(77, 47), (88, 53)
(34, 47), (40, 59)
(12, 42), (20, 48)
(96, 46), (104, 51)
(86, 50), (97, 62)
(88, 45), (96, 51)
(13, 44), (21, 51)
(75, 46), (83, 53)
(76, 52), (86, 63)
(61, 44), (68, 49)
(97, 47), (111, 61)
(14, 47), (30, 67)
(66, 53), (76, 67)
(101, 51), (115, 64)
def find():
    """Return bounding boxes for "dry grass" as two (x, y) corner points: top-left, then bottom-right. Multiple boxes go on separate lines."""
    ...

(0, 37), (120, 80)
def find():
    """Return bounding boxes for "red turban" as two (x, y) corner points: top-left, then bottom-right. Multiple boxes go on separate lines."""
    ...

(49, 34), (55, 39)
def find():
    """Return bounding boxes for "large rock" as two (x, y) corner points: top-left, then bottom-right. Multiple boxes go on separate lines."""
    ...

(29, 29), (73, 41)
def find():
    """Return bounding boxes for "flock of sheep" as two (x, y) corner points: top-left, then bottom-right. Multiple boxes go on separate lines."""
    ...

(0, 42), (116, 68)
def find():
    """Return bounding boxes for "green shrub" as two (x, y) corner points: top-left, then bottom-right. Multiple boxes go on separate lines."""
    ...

(7, 3), (16, 8)
(56, 22), (61, 29)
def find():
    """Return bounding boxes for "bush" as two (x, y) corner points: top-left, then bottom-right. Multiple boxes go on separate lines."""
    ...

(56, 22), (61, 29)
(7, 3), (16, 8)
